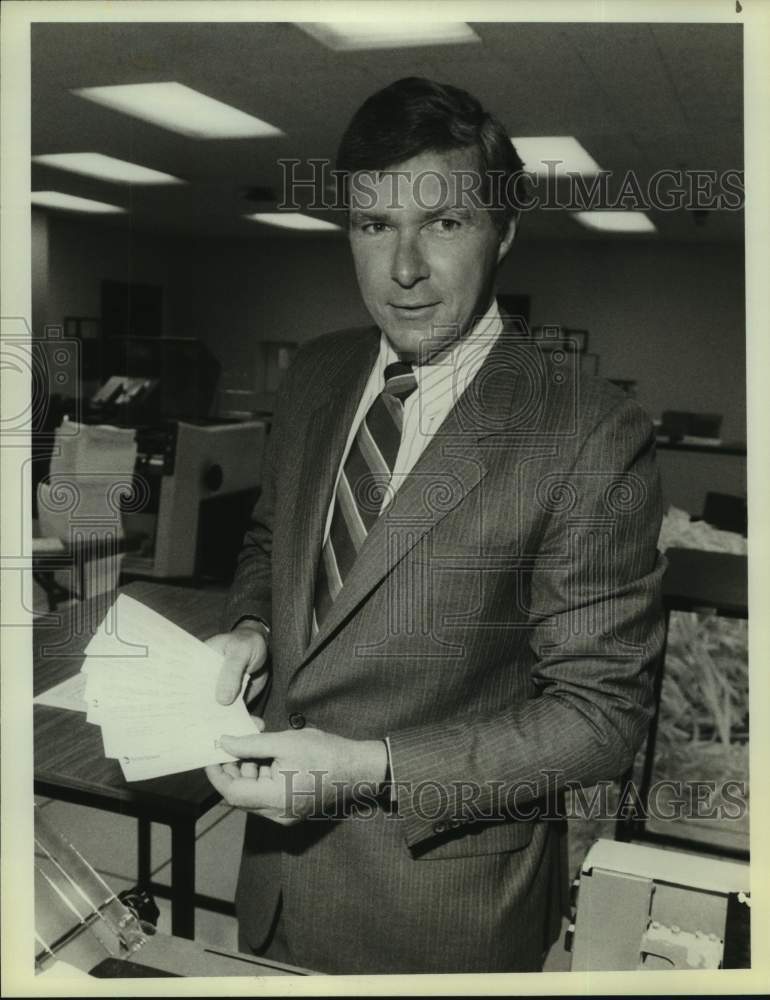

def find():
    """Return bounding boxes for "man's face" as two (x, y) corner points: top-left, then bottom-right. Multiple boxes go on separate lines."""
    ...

(348, 147), (516, 361)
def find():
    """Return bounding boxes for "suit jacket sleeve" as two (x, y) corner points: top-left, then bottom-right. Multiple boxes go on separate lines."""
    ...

(222, 352), (303, 632)
(386, 396), (666, 848)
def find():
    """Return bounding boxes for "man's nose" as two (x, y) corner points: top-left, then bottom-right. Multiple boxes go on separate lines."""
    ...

(391, 232), (429, 287)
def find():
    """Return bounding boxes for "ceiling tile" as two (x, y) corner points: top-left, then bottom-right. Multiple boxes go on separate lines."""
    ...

(30, 20), (743, 242)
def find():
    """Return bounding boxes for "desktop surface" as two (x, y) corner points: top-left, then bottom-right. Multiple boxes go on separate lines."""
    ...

(34, 581), (227, 813)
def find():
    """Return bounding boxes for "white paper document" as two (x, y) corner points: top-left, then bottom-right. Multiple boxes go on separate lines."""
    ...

(80, 594), (257, 781)
(34, 673), (88, 713)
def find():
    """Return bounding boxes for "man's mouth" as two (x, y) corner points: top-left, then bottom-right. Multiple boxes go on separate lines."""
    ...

(389, 302), (440, 315)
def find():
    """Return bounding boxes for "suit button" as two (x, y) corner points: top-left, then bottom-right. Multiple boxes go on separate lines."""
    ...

(289, 713), (306, 729)
(433, 821), (447, 834)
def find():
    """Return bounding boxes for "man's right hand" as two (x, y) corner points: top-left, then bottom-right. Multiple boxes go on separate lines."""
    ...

(206, 621), (270, 706)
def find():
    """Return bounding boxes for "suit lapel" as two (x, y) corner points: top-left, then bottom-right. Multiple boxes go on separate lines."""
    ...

(297, 330), (529, 668)
(298, 425), (487, 666)
(287, 332), (379, 655)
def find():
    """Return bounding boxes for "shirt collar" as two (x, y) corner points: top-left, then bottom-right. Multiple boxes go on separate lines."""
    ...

(377, 300), (503, 413)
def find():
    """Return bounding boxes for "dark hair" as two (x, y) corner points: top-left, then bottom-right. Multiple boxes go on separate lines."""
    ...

(336, 76), (527, 235)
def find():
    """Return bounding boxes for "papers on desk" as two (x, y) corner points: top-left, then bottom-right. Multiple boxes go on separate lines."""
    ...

(34, 673), (88, 713)
(80, 594), (257, 781)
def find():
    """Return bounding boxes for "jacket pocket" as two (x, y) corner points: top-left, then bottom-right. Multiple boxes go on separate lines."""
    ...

(410, 818), (535, 861)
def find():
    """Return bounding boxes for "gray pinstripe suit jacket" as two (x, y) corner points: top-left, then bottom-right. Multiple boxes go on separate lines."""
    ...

(224, 323), (665, 974)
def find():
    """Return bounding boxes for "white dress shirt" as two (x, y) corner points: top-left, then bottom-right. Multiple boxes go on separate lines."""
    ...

(322, 300), (504, 545)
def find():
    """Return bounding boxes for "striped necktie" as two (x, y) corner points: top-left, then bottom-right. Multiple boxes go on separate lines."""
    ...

(313, 361), (417, 631)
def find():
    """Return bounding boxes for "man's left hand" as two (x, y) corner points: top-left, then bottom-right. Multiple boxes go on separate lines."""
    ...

(205, 729), (388, 825)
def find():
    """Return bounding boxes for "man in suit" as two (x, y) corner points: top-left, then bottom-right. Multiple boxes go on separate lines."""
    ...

(205, 77), (665, 975)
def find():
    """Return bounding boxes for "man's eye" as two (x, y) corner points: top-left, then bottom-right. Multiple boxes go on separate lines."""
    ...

(360, 222), (390, 235)
(427, 218), (461, 234)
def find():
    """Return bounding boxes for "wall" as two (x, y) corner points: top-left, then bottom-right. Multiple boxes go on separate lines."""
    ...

(164, 235), (370, 396)
(31, 209), (49, 336)
(499, 240), (746, 444)
(36, 215), (746, 445)
(33, 214), (180, 399)
(34, 213), (176, 345)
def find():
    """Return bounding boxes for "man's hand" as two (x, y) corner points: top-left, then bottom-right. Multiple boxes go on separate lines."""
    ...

(206, 621), (270, 706)
(205, 729), (388, 826)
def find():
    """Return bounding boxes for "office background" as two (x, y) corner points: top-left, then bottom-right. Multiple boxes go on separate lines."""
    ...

(26, 17), (750, 975)
(30, 21), (745, 452)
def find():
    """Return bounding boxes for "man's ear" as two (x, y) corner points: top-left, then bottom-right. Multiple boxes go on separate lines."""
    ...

(496, 212), (518, 264)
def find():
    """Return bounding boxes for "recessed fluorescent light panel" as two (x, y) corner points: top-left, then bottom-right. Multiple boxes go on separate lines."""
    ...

(573, 211), (657, 233)
(512, 137), (602, 178)
(297, 21), (480, 50)
(31, 191), (126, 214)
(245, 212), (341, 232)
(32, 153), (183, 185)
(72, 83), (284, 140)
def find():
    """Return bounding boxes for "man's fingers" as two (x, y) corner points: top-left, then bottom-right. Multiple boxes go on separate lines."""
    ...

(218, 731), (284, 760)
(215, 633), (255, 705)
(205, 634), (230, 655)
(225, 775), (288, 813)
(216, 661), (246, 705)
(205, 764), (232, 796)
(214, 631), (269, 706)
(245, 670), (269, 704)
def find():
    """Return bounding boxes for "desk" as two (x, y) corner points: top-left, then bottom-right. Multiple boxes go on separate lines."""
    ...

(616, 548), (749, 858)
(32, 533), (143, 611)
(34, 581), (229, 939)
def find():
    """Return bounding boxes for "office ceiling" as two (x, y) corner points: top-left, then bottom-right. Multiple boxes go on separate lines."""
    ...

(31, 20), (744, 242)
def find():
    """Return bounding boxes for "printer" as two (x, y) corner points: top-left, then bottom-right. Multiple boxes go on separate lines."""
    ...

(568, 839), (750, 970)
(75, 337), (267, 581)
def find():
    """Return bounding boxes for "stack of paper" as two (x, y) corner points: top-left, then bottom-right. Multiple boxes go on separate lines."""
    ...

(81, 594), (258, 782)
